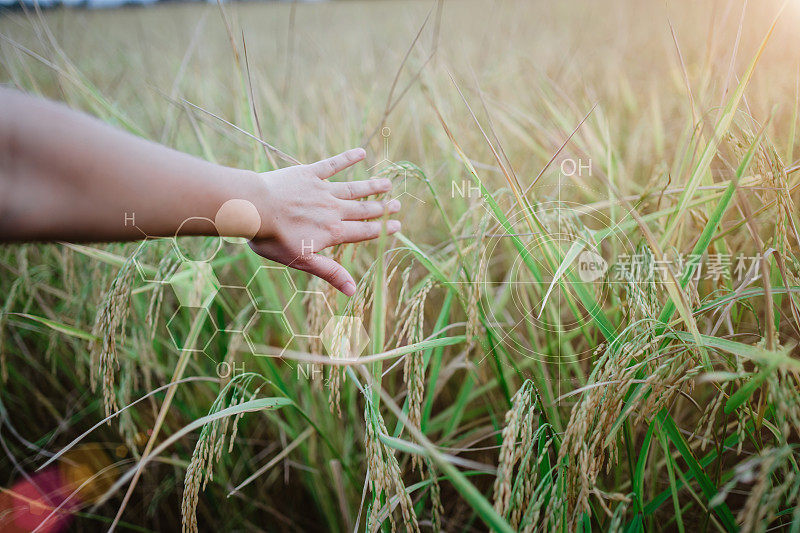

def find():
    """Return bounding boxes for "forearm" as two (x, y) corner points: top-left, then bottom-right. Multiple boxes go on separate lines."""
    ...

(0, 89), (259, 242)
(0, 89), (402, 295)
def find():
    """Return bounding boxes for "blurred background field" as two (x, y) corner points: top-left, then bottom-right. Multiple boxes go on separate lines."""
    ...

(2, 1), (800, 531)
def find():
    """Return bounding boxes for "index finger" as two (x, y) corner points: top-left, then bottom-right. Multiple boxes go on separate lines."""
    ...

(309, 148), (366, 179)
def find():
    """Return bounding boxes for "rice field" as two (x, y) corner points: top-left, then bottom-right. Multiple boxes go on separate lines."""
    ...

(2, 0), (800, 531)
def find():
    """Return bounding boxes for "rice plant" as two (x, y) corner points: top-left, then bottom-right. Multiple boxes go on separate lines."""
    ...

(2, 0), (800, 531)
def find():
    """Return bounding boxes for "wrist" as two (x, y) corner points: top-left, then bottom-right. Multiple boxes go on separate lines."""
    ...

(212, 168), (271, 241)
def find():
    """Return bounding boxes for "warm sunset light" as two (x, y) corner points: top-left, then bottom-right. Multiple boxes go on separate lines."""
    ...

(1, 1), (799, 531)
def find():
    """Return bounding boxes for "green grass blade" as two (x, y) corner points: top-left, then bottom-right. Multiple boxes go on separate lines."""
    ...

(658, 412), (736, 531)
(660, 7), (783, 244)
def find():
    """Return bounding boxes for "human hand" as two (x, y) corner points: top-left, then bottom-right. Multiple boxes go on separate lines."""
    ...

(248, 148), (400, 296)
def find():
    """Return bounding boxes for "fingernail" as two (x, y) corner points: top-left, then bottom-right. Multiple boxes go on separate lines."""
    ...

(380, 178), (392, 190)
(352, 148), (366, 159)
(388, 220), (401, 233)
(387, 199), (401, 212)
(342, 281), (356, 296)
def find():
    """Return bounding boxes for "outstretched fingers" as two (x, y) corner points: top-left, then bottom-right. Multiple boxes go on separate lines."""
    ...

(330, 178), (392, 200)
(292, 220), (400, 294)
(309, 148), (366, 179)
(296, 254), (357, 296)
(339, 199), (400, 221)
(337, 220), (401, 244)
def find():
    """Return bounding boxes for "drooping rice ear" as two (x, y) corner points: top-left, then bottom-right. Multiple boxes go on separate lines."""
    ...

(364, 402), (420, 533)
(89, 254), (136, 419)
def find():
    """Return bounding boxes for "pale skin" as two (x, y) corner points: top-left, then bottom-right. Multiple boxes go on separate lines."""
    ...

(0, 88), (401, 296)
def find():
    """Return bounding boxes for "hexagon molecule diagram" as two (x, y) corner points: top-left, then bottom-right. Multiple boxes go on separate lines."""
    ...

(246, 265), (296, 312)
(167, 262), (220, 308)
(320, 316), (370, 361)
(366, 127), (425, 205)
(243, 265), (298, 357)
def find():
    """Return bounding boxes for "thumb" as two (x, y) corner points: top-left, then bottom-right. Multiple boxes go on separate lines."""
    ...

(295, 254), (357, 296)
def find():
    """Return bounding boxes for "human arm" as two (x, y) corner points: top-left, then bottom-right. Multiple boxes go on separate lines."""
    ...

(0, 88), (399, 295)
